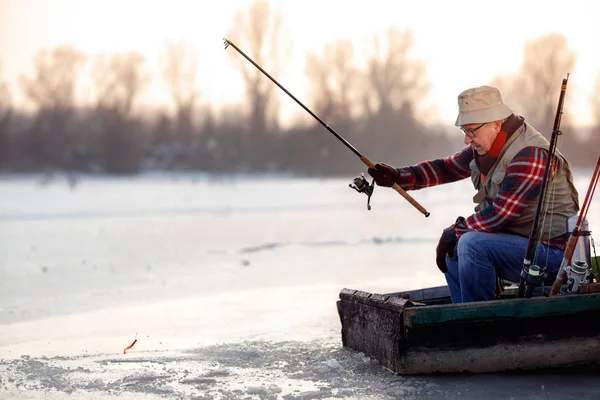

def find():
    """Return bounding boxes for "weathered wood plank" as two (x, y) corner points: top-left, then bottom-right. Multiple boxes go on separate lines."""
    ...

(338, 299), (406, 372)
(579, 282), (600, 294)
(339, 288), (412, 311)
(385, 286), (450, 302)
(404, 293), (600, 328)
(397, 335), (600, 374)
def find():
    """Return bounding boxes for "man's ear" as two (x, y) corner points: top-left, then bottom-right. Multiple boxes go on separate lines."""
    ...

(493, 120), (503, 131)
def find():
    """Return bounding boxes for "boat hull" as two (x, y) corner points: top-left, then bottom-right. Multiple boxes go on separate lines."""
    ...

(337, 286), (600, 374)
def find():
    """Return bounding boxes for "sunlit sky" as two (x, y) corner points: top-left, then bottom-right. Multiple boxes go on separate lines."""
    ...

(1, 0), (599, 128)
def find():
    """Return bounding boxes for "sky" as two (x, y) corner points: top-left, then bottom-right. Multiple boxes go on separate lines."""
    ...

(0, 0), (599, 128)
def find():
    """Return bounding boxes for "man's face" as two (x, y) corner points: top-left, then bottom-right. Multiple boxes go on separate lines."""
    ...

(461, 121), (500, 156)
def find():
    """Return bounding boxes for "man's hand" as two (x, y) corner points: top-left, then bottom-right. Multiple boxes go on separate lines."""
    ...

(435, 235), (457, 273)
(367, 162), (401, 187)
(435, 216), (464, 273)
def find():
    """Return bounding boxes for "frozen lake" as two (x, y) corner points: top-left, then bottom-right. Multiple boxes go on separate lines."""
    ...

(1, 171), (599, 399)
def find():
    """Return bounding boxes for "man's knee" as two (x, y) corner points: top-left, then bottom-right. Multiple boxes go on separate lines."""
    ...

(456, 231), (488, 255)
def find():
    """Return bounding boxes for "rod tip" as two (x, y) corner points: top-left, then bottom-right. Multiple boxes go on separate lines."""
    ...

(223, 38), (231, 50)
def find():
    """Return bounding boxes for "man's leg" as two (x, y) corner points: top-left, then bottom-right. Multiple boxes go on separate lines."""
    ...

(453, 231), (564, 303)
(444, 252), (461, 303)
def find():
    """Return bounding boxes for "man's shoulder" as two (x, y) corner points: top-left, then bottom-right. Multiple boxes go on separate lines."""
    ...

(507, 146), (548, 166)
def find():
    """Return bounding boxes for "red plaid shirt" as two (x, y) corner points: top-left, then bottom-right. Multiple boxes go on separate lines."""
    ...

(398, 145), (565, 248)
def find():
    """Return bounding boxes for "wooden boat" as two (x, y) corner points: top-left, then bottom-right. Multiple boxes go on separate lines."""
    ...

(336, 282), (600, 375)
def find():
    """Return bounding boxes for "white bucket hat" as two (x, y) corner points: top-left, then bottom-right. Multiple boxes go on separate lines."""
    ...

(455, 86), (513, 126)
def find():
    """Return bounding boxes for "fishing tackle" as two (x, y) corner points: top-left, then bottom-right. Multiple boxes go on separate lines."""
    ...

(349, 173), (375, 210)
(566, 260), (590, 293)
(123, 333), (138, 354)
(223, 38), (429, 217)
(550, 155), (600, 295)
(522, 264), (548, 298)
(518, 75), (569, 298)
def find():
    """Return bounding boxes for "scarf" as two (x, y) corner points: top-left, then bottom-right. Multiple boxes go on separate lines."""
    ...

(474, 114), (525, 176)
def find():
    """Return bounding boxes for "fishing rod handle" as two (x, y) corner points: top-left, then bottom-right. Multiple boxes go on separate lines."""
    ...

(360, 156), (430, 217)
(550, 238), (578, 295)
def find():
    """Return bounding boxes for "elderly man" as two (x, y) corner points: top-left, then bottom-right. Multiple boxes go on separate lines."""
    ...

(368, 86), (579, 303)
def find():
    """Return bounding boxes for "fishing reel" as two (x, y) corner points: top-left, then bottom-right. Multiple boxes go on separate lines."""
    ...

(520, 264), (548, 298)
(566, 260), (591, 293)
(349, 173), (375, 210)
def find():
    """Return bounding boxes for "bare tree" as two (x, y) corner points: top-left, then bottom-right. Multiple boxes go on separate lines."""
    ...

(161, 41), (200, 153)
(20, 45), (86, 111)
(492, 33), (575, 136)
(0, 62), (9, 109)
(363, 27), (429, 118)
(352, 28), (433, 164)
(586, 70), (600, 159)
(19, 45), (86, 169)
(92, 52), (150, 173)
(305, 39), (360, 124)
(227, 0), (289, 136)
(93, 52), (149, 118)
(592, 71), (600, 128)
(0, 62), (12, 168)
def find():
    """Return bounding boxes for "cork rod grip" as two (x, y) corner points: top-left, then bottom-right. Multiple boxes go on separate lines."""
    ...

(550, 235), (579, 295)
(361, 156), (430, 217)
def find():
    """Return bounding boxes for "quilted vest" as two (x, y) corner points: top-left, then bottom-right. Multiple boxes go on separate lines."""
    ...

(469, 123), (579, 241)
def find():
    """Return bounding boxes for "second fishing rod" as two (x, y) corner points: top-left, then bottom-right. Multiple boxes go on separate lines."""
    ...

(517, 74), (570, 298)
(223, 38), (429, 217)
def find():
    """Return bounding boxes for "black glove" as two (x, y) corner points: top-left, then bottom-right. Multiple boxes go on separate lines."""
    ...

(435, 234), (457, 274)
(367, 162), (401, 187)
(435, 216), (464, 273)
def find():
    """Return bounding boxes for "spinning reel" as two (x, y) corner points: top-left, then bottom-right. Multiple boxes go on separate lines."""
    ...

(520, 264), (548, 298)
(349, 173), (375, 210)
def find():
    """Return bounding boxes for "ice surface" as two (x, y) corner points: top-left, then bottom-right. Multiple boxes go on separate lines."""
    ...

(1, 172), (599, 399)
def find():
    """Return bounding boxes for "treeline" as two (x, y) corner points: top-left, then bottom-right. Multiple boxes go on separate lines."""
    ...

(0, 99), (454, 177)
(0, 1), (598, 177)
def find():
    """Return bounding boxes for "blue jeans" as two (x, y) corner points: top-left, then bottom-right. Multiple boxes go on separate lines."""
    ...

(444, 231), (564, 303)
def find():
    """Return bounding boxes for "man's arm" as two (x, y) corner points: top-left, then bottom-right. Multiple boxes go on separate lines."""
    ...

(398, 146), (474, 190)
(443, 146), (552, 241)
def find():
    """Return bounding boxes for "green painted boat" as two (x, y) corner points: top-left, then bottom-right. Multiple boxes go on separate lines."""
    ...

(336, 283), (600, 375)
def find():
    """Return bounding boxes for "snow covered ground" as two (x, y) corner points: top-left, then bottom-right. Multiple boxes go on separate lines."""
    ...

(1, 171), (599, 399)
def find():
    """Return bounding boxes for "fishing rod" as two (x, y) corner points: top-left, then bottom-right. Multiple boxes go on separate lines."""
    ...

(550, 155), (600, 295)
(517, 74), (569, 298)
(223, 38), (430, 217)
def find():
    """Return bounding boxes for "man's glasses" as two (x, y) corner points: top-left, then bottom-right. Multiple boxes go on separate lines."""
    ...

(461, 123), (486, 138)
